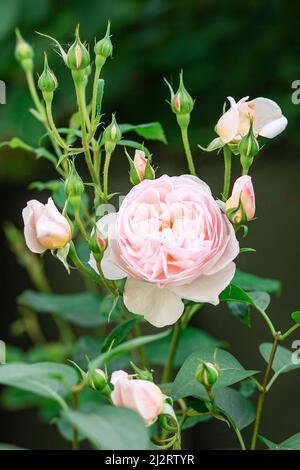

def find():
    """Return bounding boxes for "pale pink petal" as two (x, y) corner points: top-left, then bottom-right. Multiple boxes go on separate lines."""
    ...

(101, 247), (128, 280)
(250, 97), (287, 137)
(215, 97), (240, 143)
(169, 262), (236, 305)
(132, 381), (163, 422)
(123, 278), (184, 327)
(259, 116), (288, 138)
(96, 212), (117, 239)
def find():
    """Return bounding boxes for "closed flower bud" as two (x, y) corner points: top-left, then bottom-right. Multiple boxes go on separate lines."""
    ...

(239, 121), (260, 174)
(67, 26), (90, 70)
(86, 368), (110, 395)
(133, 150), (155, 182)
(165, 72), (194, 128)
(225, 175), (256, 224)
(64, 161), (84, 211)
(38, 54), (58, 98)
(196, 361), (219, 388)
(15, 29), (34, 71)
(111, 370), (164, 424)
(103, 115), (122, 153)
(89, 228), (106, 262)
(94, 21), (113, 67)
(22, 198), (72, 253)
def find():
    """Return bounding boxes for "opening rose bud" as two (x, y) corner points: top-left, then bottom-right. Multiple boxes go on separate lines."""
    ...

(196, 361), (219, 389)
(22, 198), (72, 253)
(111, 370), (164, 425)
(133, 150), (154, 181)
(215, 96), (287, 145)
(225, 175), (255, 224)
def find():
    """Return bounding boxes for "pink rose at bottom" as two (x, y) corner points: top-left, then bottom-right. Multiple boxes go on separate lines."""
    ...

(22, 197), (72, 253)
(225, 175), (256, 224)
(89, 175), (239, 327)
(111, 370), (164, 424)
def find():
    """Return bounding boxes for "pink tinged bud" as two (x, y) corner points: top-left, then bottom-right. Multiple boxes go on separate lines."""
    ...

(133, 150), (153, 181)
(225, 175), (255, 223)
(22, 197), (72, 253)
(111, 370), (164, 425)
(75, 44), (82, 69)
(96, 232), (106, 251)
(111, 124), (117, 140)
(174, 94), (181, 112)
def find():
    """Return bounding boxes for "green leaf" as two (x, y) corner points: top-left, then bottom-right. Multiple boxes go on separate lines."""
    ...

(63, 405), (150, 450)
(233, 270), (281, 294)
(220, 284), (255, 305)
(291, 311), (300, 324)
(102, 317), (142, 352)
(18, 290), (115, 327)
(198, 137), (223, 152)
(172, 350), (258, 400)
(96, 79), (105, 120)
(239, 379), (257, 398)
(248, 291), (271, 311)
(89, 329), (170, 370)
(120, 122), (167, 144)
(0, 363), (78, 406)
(259, 433), (300, 450)
(118, 139), (151, 157)
(145, 327), (221, 367)
(227, 302), (251, 327)
(72, 337), (131, 371)
(0, 137), (33, 152)
(182, 415), (212, 429)
(214, 387), (255, 431)
(260, 343), (300, 375)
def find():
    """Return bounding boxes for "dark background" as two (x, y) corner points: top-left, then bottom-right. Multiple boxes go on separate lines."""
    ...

(1, 0), (300, 450)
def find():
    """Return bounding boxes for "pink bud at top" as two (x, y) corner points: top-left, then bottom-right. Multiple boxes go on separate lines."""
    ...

(225, 175), (256, 223)
(111, 370), (164, 425)
(133, 150), (154, 181)
(22, 198), (72, 253)
(174, 94), (181, 112)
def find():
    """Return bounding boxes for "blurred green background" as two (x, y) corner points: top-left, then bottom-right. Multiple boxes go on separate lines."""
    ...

(1, 0), (300, 450)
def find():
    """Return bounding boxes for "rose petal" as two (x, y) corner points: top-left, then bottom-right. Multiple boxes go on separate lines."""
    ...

(123, 278), (184, 327)
(215, 97), (240, 144)
(169, 261), (236, 305)
(259, 116), (288, 138)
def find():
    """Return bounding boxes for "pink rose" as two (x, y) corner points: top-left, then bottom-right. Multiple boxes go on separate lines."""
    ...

(90, 175), (239, 327)
(216, 96), (287, 144)
(225, 176), (255, 224)
(111, 370), (164, 424)
(22, 197), (71, 253)
(133, 150), (154, 181)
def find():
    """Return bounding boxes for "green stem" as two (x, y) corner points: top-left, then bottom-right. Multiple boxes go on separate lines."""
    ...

(89, 65), (102, 139)
(45, 99), (70, 152)
(254, 305), (277, 338)
(229, 418), (246, 450)
(74, 208), (89, 240)
(161, 322), (182, 383)
(71, 389), (80, 450)
(280, 323), (300, 341)
(25, 69), (46, 121)
(180, 126), (196, 176)
(73, 77), (99, 185)
(250, 332), (281, 450)
(103, 150), (112, 198)
(133, 323), (148, 369)
(222, 145), (232, 200)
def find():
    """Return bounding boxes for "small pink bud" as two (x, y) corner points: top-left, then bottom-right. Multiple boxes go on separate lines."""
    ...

(111, 370), (164, 425)
(133, 150), (154, 181)
(225, 175), (255, 224)
(96, 232), (107, 251)
(174, 93), (181, 112)
(22, 198), (71, 253)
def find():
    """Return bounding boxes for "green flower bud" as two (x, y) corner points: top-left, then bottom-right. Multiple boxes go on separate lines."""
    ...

(130, 361), (154, 382)
(103, 115), (122, 153)
(67, 26), (90, 70)
(64, 161), (84, 211)
(239, 121), (260, 174)
(15, 29), (34, 71)
(86, 368), (111, 395)
(89, 228), (107, 262)
(172, 72), (194, 115)
(196, 361), (219, 389)
(38, 54), (58, 96)
(94, 21), (113, 68)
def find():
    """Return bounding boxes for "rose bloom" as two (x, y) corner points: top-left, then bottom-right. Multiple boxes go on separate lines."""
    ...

(90, 175), (239, 327)
(111, 370), (164, 424)
(225, 176), (255, 224)
(22, 197), (71, 253)
(216, 96), (287, 144)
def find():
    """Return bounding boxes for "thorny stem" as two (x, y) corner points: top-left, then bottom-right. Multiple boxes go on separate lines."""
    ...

(180, 126), (196, 176)
(222, 145), (232, 200)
